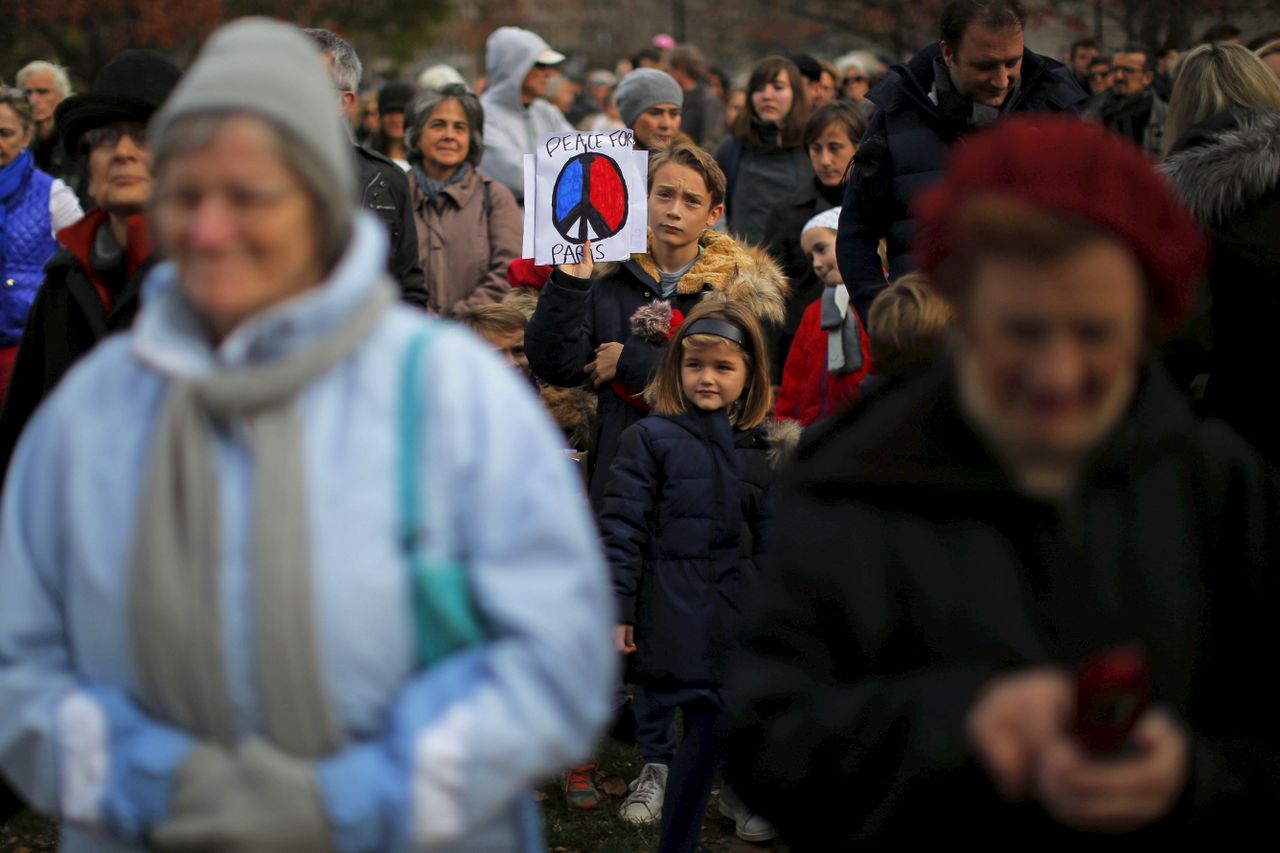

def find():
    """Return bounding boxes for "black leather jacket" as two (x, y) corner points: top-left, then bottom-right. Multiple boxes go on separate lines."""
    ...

(353, 144), (428, 308)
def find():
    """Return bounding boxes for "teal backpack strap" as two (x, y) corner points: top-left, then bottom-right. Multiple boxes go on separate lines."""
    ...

(398, 321), (488, 667)
(399, 323), (546, 852)
(399, 321), (545, 853)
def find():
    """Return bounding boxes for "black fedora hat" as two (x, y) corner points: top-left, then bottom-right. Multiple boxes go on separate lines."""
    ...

(56, 49), (182, 153)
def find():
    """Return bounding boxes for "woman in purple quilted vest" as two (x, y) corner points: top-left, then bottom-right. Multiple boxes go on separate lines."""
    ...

(0, 87), (83, 399)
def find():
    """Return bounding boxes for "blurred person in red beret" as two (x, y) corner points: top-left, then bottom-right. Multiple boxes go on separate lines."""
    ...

(724, 115), (1280, 846)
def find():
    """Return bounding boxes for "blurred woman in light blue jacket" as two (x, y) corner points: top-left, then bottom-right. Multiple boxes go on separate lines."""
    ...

(0, 18), (616, 852)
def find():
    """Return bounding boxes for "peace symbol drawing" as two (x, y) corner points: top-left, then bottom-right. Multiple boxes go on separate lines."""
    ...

(551, 153), (629, 244)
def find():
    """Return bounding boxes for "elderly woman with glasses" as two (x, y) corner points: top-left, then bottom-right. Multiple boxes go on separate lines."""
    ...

(0, 50), (180, 486)
(404, 84), (522, 317)
(0, 19), (614, 853)
(0, 86), (83, 399)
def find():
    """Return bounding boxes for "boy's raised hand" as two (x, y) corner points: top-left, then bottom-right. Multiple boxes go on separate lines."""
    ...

(557, 239), (595, 280)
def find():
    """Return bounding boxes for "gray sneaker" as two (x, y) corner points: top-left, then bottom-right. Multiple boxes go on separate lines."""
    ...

(718, 784), (778, 842)
(619, 762), (668, 824)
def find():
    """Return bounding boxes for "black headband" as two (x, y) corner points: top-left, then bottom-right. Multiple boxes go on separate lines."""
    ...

(683, 318), (749, 349)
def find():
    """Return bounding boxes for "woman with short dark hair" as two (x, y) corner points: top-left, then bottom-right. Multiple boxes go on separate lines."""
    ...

(405, 84), (522, 316)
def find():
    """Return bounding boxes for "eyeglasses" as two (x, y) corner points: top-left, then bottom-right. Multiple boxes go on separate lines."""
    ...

(85, 123), (147, 150)
(843, 76), (867, 85)
(1089, 71), (1112, 80)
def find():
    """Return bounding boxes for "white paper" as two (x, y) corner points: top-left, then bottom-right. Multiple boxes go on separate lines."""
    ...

(521, 154), (536, 260)
(629, 150), (650, 253)
(525, 130), (647, 266)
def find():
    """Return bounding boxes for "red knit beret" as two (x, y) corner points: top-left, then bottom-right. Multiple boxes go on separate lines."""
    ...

(914, 115), (1208, 326)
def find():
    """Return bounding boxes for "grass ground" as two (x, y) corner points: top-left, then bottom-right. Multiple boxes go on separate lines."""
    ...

(539, 735), (785, 853)
(0, 809), (57, 851)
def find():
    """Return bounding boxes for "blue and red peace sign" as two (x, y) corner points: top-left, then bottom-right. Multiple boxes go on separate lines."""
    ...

(552, 152), (629, 244)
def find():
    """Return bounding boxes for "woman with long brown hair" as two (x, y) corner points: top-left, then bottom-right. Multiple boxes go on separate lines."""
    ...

(714, 56), (814, 246)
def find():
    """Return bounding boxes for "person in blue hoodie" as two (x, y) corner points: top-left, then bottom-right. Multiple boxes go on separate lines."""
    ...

(601, 299), (777, 852)
(0, 19), (615, 853)
(479, 27), (574, 203)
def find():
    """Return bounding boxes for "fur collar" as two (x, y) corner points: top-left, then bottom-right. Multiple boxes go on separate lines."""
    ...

(595, 229), (789, 325)
(1163, 109), (1280, 224)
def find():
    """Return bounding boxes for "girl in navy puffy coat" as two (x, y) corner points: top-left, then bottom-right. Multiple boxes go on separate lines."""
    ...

(601, 300), (776, 853)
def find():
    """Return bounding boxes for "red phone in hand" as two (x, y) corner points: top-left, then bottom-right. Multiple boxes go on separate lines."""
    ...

(1074, 644), (1151, 755)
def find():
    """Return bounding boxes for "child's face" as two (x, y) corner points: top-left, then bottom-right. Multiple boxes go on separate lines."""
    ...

(648, 163), (724, 252)
(681, 338), (749, 413)
(476, 327), (530, 378)
(801, 226), (841, 286)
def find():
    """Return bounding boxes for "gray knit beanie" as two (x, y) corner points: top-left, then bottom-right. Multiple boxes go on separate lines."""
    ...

(149, 17), (354, 199)
(615, 69), (684, 126)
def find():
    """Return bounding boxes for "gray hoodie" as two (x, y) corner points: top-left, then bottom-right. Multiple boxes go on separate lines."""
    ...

(480, 27), (574, 202)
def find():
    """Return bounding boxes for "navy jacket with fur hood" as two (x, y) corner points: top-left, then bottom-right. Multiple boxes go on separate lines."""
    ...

(601, 405), (775, 688)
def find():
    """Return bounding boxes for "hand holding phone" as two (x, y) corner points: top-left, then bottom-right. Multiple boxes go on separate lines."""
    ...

(1073, 644), (1151, 755)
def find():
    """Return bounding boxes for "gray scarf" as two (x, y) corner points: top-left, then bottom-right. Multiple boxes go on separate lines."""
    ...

(931, 55), (1022, 130)
(128, 281), (395, 758)
(820, 283), (862, 375)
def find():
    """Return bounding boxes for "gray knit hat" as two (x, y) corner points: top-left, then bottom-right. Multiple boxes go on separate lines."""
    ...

(615, 69), (684, 126)
(149, 17), (353, 198)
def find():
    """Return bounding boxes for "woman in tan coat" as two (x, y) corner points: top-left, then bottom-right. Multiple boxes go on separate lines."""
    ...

(406, 84), (523, 316)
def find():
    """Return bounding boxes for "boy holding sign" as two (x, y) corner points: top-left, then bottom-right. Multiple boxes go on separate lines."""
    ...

(526, 142), (787, 511)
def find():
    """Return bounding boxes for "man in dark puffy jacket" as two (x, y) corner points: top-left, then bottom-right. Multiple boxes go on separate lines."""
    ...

(837, 0), (1084, 320)
(304, 28), (427, 308)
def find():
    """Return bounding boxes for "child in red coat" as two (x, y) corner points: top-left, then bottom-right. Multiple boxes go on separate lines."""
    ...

(775, 207), (874, 425)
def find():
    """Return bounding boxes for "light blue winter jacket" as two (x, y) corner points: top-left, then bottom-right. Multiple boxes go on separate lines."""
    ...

(0, 213), (616, 851)
(481, 27), (574, 202)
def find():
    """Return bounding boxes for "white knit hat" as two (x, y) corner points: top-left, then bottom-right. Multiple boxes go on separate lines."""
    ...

(802, 206), (842, 236)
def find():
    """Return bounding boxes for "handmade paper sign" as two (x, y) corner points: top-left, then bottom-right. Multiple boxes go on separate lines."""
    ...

(522, 130), (648, 266)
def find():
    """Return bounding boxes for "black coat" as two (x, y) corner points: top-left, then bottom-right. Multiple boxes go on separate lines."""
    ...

(524, 231), (788, 510)
(602, 406), (774, 687)
(837, 44), (1085, 307)
(763, 179), (841, 383)
(1164, 109), (1280, 466)
(354, 144), (428, 308)
(724, 361), (1280, 846)
(0, 244), (154, 488)
(525, 263), (707, 509)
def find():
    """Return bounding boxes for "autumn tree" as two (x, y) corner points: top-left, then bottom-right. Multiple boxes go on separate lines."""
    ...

(0, 0), (451, 87)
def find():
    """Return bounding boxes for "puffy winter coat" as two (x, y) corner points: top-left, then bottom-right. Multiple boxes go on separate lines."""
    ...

(775, 295), (874, 426)
(1163, 108), (1280, 465)
(480, 28), (574, 202)
(725, 360), (1280, 846)
(837, 43), (1085, 310)
(525, 229), (787, 509)
(0, 209), (156, 489)
(602, 406), (774, 687)
(0, 213), (615, 853)
(0, 161), (55, 348)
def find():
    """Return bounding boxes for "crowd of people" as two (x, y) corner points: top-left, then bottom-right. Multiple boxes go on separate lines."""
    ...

(1, 1), (1279, 850)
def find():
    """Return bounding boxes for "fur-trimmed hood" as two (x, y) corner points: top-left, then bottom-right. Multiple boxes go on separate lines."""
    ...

(593, 229), (789, 326)
(1163, 109), (1280, 225)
